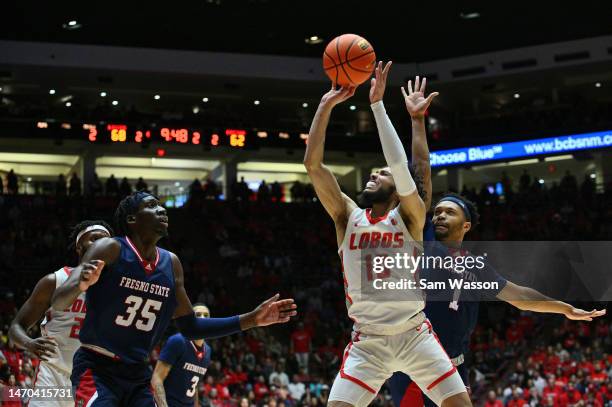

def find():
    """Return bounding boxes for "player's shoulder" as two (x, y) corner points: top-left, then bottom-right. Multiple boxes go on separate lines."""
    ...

(166, 332), (188, 347)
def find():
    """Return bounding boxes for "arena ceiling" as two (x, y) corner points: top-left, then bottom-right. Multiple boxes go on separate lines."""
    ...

(1, 1), (611, 63)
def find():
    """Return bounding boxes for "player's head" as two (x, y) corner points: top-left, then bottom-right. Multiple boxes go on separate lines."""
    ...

(114, 191), (168, 239)
(358, 164), (424, 207)
(193, 303), (210, 318)
(432, 192), (479, 242)
(69, 220), (113, 260)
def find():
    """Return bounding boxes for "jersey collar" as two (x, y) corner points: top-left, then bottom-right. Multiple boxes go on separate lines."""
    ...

(190, 341), (206, 361)
(125, 236), (160, 274)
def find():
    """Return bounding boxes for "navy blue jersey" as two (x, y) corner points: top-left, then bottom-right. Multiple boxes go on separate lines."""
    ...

(159, 334), (211, 407)
(80, 236), (177, 363)
(421, 221), (507, 357)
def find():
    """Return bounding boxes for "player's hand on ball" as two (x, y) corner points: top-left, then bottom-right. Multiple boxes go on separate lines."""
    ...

(320, 85), (356, 108)
(401, 76), (439, 119)
(25, 336), (58, 361)
(252, 294), (297, 327)
(369, 61), (392, 104)
(564, 307), (606, 321)
(78, 260), (105, 291)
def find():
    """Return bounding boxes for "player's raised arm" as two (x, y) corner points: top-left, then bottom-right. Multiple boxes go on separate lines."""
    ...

(9, 274), (58, 360)
(171, 253), (297, 339)
(402, 76), (439, 210)
(497, 281), (606, 321)
(51, 237), (120, 311)
(303, 85), (358, 238)
(369, 61), (426, 232)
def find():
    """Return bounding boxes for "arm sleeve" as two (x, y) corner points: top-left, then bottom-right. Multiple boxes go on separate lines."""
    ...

(175, 313), (241, 340)
(370, 101), (416, 196)
(159, 335), (184, 365)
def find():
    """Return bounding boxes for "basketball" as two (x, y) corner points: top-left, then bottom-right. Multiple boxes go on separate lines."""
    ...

(323, 34), (376, 87)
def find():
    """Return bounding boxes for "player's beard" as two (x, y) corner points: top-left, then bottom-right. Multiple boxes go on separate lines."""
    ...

(358, 186), (394, 207)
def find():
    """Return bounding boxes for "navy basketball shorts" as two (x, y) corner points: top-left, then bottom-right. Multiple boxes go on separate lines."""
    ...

(71, 348), (155, 407)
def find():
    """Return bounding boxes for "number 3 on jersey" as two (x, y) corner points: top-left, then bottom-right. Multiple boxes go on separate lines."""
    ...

(115, 295), (162, 331)
(186, 376), (199, 397)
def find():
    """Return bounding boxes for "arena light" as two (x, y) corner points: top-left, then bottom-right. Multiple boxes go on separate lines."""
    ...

(49, 89), (56, 95)
(154, 94), (161, 100)
(513, 93), (520, 99)
(459, 12), (480, 19)
(0, 86), (3, 92)
(192, 106), (200, 114)
(538, 179), (545, 184)
(100, 91), (107, 97)
(590, 173), (596, 179)
(278, 132), (290, 139)
(112, 100), (119, 106)
(257, 131), (268, 138)
(65, 102), (72, 107)
(305, 35), (324, 45)
(61, 123), (71, 129)
(595, 82), (602, 88)
(36, 121), (48, 129)
(254, 100), (261, 106)
(302, 102), (309, 108)
(299, 133), (309, 140)
(62, 20), (82, 30)
(544, 154), (573, 162)
(202, 97), (209, 103)
(349, 105), (356, 111)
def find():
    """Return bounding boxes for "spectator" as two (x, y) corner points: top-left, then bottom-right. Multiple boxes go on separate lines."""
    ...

(269, 362), (290, 387)
(88, 172), (103, 196)
(484, 390), (503, 407)
(105, 174), (119, 196)
(135, 177), (148, 192)
(271, 181), (283, 202)
(257, 181), (270, 202)
(6, 169), (18, 194)
(55, 174), (67, 196)
(290, 181), (304, 202)
(290, 322), (312, 373)
(69, 172), (81, 196)
(119, 177), (132, 197)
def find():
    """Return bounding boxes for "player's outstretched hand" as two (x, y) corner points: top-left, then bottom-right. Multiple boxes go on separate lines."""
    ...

(25, 336), (58, 361)
(320, 85), (356, 109)
(564, 307), (606, 321)
(78, 260), (105, 292)
(401, 76), (439, 120)
(369, 61), (392, 104)
(252, 294), (297, 327)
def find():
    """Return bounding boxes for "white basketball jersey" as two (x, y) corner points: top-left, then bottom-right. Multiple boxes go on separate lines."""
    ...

(40, 267), (86, 374)
(339, 207), (425, 336)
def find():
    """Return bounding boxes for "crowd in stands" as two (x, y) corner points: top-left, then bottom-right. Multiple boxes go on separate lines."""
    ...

(0, 168), (610, 406)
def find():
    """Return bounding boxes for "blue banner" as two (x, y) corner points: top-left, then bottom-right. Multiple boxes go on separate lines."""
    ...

(430, 130), (612, 167)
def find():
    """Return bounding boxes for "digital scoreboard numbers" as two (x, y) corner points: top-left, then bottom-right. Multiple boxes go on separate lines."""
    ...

(87, 124), (250, 149)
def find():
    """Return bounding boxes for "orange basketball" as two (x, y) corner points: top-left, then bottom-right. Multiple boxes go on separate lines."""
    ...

(323, 34), (376, 87)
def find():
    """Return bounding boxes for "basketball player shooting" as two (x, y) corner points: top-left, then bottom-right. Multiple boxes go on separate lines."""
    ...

(304, 61), (471, 407)
(9, 220), (112, 407)
(50, 191), (297, 407)
(388, 77), (606, 407)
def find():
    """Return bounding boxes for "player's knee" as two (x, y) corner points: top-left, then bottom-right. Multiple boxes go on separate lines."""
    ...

(440, 391), (472, 407)
(328, 401), (354, 407)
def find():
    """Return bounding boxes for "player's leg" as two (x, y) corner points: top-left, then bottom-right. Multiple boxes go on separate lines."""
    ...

(71, 349), (121, 407)
(388, 372), (425, 407)
(395, 321), (470, 407)
(328, 333), (391, 407)
(125, 382), (156, 407)
(28, 362), (73, 407)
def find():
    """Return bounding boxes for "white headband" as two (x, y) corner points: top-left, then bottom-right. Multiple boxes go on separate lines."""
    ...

(75, 225), (111, 246)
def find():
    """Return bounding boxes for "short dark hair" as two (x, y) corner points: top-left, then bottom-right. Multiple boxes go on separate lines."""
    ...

(114, 191), (156, 236)
(68, 220), (114, 251)
(437, 192), (480, 230)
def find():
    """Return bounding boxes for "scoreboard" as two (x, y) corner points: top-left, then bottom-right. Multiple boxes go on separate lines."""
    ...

(86, 123), (250, 149)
